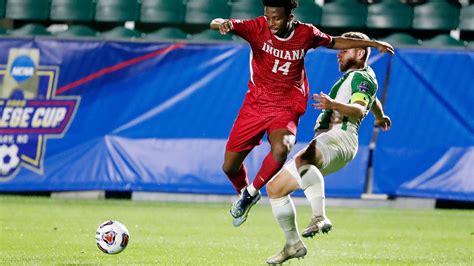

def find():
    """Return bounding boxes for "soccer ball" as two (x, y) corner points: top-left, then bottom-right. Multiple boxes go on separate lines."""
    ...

(96, 220), (130, 254)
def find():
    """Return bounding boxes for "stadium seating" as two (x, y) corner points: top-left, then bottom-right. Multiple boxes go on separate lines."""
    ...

(0, 27), (7, 35)
(230, 0), (263, 20)
(145, 27), (189, 41)
(412, 1), (460, 31)
(294, 0), (322, 26)
(55, 25), (99, 37)
(50, 0), (96, 22)
(321, 0), (367, 28)
(380, 33), (420, 46)
(190, 29), (233, 41)
(468, 41), (474, 50)
(459, 4), (474, 32)
(0, 0), (5, 18)
(421, 34), (466, 48)
(185, 0), (231, 25)
(366, 0), (413, 30)
(140, 0), (186, 24)
(101, 26), (144, 39)
(95, 0), (140, 23)
(6, 0), (50, 20)
(403, 0), (426, 5)
(0, 0), (470, 47)
(9, 23), (51, 36)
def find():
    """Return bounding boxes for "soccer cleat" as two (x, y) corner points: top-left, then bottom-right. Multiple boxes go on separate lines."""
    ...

(266, 240), (307, 265)
(230, 187), (261, 227)
(232, 214), (247, 227)
(301, 216), (332, 238)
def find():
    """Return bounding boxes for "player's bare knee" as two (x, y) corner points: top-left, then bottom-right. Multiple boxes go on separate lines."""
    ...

(271, 148), (288, 163)
(222, 163), (239, 175)
(271, 142), (291, 162)
(266, 181), (277, 198)
(222, 164), (230, 175)
(267, 180), (285, 199)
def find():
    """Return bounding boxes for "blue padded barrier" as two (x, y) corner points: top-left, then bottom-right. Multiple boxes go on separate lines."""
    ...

(0, 38), (471, 201)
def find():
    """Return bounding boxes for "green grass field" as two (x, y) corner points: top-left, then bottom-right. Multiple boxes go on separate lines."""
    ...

(0, 195), (472, 265)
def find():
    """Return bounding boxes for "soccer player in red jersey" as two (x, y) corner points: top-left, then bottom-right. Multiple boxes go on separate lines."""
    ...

(210, 0), (394, 227)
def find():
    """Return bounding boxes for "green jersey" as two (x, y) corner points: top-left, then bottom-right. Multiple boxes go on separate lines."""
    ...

(314, 66), (378, 133)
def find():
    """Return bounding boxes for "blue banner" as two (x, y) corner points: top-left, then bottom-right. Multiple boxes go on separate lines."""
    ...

(373, 49), (474, 201)
(0, 37), (472, 201)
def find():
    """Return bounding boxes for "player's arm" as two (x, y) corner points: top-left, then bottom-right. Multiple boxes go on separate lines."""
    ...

(328, 36), (394, 55)
(370, 98), (391, 131)
(210, 18), (234, 35)
(312, 92), (367, 121)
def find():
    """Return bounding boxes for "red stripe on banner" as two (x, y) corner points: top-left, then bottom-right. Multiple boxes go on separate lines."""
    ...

(55, 42), (186, 95)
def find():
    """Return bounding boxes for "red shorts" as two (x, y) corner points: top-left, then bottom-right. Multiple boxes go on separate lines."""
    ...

(226, 110), (302, 152)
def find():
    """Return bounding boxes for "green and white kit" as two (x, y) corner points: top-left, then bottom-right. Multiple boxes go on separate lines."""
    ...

(284, 66), (378, 178)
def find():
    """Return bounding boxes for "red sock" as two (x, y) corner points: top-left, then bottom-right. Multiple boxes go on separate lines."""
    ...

(252, 152), (284, 190)
(226, 164), (249, 194)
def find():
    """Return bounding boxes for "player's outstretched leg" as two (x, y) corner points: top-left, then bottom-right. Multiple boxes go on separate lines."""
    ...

(266, 240), (307, 265)
(230, 186), (261, 227)
(232, 148), (286, 227)
(267, 195), (306, 264)
(298, 164), (333, 238)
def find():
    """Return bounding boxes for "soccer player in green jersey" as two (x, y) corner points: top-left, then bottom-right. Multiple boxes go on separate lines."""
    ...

(265, 32), (392, 264)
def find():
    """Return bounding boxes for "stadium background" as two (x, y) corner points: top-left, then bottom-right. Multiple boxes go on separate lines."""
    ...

(0, 0), (472, 203)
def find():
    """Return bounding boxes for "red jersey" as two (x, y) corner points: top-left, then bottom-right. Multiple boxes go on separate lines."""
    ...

(230, 16), (332, 114)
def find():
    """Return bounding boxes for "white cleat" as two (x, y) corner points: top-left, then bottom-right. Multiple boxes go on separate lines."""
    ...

(266, 240), (307, 265)
(301, 216), (332, 238)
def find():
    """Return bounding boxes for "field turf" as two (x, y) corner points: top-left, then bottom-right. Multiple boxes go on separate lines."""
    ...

(0, 195), (472, 265)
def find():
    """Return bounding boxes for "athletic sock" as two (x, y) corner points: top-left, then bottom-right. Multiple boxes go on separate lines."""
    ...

(246, 183), (258, 197)
(226, 164), (249, 194)
(270, 196), (300, 245)
(252, 152), (284, 190)
(298, 165), (326, 218)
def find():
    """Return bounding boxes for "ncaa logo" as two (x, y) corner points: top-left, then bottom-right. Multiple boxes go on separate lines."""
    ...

(0, 48), (80, 180)
(10, 55), (35, 83)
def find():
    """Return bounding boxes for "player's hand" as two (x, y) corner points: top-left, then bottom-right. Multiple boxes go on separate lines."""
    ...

(374, 40), (394, 55)
(218, 20), (233, 35)
(375, 115), (391, 131)
(312, 92), (334, 110)
(375, 41), (395, 55)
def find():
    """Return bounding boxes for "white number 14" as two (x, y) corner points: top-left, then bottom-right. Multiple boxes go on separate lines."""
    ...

(272, 59), (291, 75)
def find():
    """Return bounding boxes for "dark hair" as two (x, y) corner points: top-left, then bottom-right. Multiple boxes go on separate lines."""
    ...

(342, 32), (371, 61)
(262, 0), (298, 13)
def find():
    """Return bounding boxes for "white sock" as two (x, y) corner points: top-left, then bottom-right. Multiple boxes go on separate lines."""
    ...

(270, 196), (300, 245)
(298, 165), (326, 218)
(246, 183), (258, 196)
